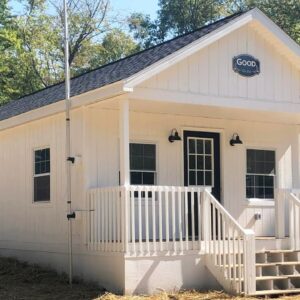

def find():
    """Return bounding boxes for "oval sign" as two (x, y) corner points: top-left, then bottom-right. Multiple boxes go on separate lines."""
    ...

(233, 54), (260, 77)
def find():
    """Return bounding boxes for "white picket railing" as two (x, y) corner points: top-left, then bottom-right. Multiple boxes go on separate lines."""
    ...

(204, 190), (256, 295)
(86, 185), (256, 295)
(289, 190), (300, 250)
(87, 185), (206, 254)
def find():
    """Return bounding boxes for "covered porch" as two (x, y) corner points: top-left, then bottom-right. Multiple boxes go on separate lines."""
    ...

(83, 97), (300, 295)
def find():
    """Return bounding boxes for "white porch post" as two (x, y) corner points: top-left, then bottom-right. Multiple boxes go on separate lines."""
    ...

(119, 98), (130, 253)
(119, 98), (130, 186)
(275, 189), (286, 239)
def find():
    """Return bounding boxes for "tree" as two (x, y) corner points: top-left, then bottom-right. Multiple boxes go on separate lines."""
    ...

(129, 0), (300, 48)
(226, 0), (300, 44)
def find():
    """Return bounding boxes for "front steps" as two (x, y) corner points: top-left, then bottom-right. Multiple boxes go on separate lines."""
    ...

(253, 250), (300, 296)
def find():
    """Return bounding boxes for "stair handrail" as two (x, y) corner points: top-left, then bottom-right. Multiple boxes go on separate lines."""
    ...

(203, 190), (256, 295)
(288, 191), (300, 250)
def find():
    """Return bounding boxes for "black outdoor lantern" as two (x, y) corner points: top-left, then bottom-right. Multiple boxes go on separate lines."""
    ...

(168, 128), (182, 143)
(230, 133), (243, 146)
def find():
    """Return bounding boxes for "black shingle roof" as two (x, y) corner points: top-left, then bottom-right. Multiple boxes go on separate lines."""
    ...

(0, 11), (246, 121)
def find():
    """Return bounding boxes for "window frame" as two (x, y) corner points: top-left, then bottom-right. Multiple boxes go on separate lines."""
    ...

(245, 147), (277, 202)
(33, 146), (51, 203)
(129, 141), (158, 186)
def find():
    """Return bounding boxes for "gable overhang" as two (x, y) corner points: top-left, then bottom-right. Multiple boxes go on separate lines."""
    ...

(123, 8), (300, 90)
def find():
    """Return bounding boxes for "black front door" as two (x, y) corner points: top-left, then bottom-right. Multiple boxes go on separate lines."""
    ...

(183, 131), (221, 200)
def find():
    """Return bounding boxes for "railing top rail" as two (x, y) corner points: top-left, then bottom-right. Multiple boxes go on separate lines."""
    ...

(289, 192), (300, 207)
(204, 190), (251, 236)
(88, 185), (212, 192)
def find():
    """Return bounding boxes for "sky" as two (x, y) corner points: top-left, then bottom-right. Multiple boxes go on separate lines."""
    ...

(10, 0), (159, 19)
(112, 0), (158, 19)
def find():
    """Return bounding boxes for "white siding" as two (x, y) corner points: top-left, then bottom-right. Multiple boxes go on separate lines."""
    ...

(0, 109), (85, 250)
(139, 24), (300, 106)
(85, 106), (299, 236)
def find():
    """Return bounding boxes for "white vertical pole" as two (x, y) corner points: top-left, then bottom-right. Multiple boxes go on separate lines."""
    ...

(119, 98), (130, 186)
(63, 0), (73, 286)
(119, 98), (130, 253)
(275, 188), (286, 239)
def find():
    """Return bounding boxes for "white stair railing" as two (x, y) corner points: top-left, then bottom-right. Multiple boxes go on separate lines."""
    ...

(289, 190), (300, 250)
(203, 190), (256, 295)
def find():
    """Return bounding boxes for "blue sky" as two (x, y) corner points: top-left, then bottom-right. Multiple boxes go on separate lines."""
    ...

(10, 0), (159, 19)
(112, 0), (158, 18)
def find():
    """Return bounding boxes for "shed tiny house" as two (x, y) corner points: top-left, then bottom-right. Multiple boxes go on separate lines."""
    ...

(0, 8), (300, 296)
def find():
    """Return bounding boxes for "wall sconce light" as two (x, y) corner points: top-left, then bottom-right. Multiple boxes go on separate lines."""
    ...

(168, 128), (181, 143)
(230, 133), (243, 146)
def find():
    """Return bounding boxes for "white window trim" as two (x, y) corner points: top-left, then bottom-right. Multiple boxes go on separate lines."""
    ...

(32, 146), (51, 204)
(245, 147), (277, 203)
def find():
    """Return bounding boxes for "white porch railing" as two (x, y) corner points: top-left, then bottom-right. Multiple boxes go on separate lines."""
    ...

(289, 190), (300, 250)
(204, 190), (256, 295)
(87, 185), (205, 254)
(86, 185), (256, 295)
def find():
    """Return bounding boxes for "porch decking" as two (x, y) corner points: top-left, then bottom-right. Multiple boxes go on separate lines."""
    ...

(85, 185), (300, 296)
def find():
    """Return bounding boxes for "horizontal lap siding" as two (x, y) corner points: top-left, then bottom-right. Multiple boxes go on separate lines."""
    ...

(140, 24), (300, 105)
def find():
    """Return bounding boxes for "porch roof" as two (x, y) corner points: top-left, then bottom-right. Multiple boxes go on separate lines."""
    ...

(0, 11), (246, 122)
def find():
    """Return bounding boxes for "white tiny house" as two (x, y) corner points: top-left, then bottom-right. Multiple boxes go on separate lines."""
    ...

(0, 8), (300, 296)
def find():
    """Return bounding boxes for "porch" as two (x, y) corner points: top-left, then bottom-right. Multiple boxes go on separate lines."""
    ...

(82, 98), (300, 295)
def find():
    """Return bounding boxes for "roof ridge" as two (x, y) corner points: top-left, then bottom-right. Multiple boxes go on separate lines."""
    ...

(7, 10), (247, 104)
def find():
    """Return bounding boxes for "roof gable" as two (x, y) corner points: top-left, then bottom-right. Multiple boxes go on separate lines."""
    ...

(124, 8), (300, 90)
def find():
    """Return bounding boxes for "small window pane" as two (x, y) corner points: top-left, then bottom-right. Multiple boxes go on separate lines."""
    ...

(264, 176), (274, 187)
(34, 175), (50, 202)
(197, 155), (204, 170)
(197, 140), (204, 154)
(130, 172), (142, 185)
(246, 187), (254, 198)
(197, 171), (204, 185)
(265, 188), (274, 199)
(205, 156), (212, 170)
(205, 171), (212, 186)
(143, 172), (155, 185)
(144, 144), (155, 157)
(189, 171), (196, 185)
(189, 139), (195, 154)
(205, 140), (211, 154)
(246, 175), (255, 187)
(189, 155), (196, 169)
(144, 157), (155, 171)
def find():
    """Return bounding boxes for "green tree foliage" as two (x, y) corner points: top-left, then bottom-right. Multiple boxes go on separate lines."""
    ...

(0, 0), (138, 103)
(129, 0), (300, 48)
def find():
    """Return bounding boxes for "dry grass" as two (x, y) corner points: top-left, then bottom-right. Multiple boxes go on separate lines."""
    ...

(97, 291), (300, 300)
(0, 256), (103, 299)
(2, 256), (300, 300)
(96, 291), (300, 300)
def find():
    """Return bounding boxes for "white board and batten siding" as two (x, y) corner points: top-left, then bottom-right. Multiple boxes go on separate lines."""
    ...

(0, 109), (85, 252)
(84, 104), (300, 237)
(135, 24), (300, 111)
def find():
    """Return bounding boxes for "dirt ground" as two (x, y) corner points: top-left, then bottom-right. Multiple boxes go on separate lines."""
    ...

(1, 256), (300, 300)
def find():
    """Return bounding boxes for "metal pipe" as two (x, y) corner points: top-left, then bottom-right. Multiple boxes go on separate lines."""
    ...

(63, 0), (73, 286)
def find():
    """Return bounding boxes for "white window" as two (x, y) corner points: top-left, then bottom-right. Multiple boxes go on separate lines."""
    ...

(246, 149), (275, 199)
(34, 148), (50, 202)
(130, 143), (156, 185)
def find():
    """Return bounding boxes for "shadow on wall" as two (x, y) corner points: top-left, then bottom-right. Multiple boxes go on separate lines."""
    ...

(132, 255), (221, 294)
